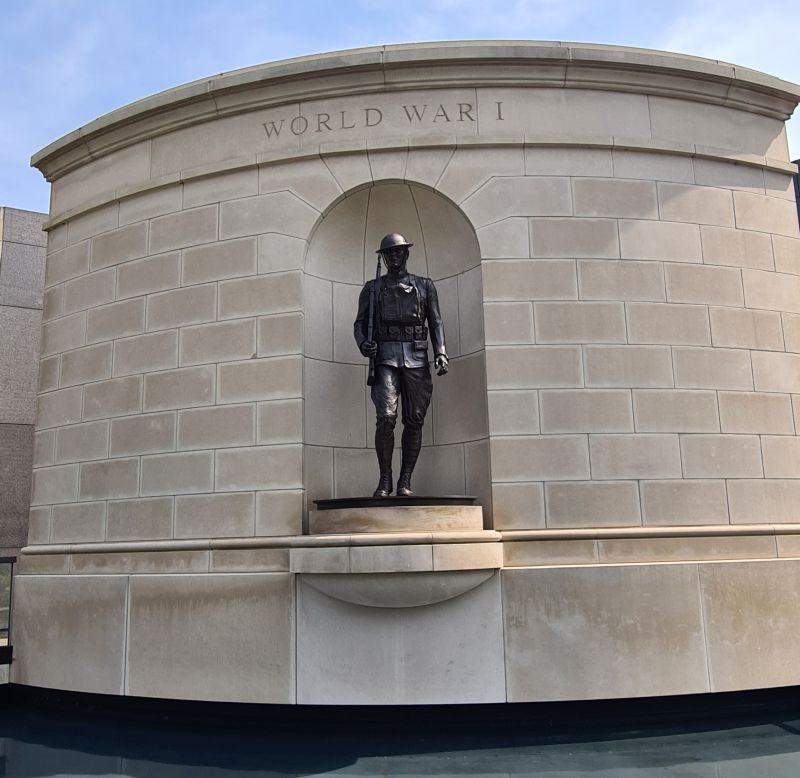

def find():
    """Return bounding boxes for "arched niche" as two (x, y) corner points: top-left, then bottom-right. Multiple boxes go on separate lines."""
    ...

(303, 182), (491, 521)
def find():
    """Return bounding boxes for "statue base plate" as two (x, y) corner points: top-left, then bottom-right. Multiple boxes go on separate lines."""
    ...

(314, 495), (476, 510)
(310, 496), (482, 535)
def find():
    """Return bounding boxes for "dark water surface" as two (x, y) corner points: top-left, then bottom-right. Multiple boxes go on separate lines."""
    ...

(4, 691), (800, 776)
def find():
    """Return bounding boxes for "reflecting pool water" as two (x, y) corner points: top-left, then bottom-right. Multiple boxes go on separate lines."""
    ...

(4, 701), (800, 776)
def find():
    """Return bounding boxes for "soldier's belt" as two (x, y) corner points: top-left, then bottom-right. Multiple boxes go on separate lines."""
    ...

(377, 324), (428, 342)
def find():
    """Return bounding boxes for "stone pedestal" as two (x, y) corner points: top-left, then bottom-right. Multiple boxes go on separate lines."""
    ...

(300, 496), (500, 599)
(310, 496), (483, 534)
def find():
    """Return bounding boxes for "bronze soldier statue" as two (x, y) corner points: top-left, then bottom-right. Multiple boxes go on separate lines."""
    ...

(354, 233), (449, 497)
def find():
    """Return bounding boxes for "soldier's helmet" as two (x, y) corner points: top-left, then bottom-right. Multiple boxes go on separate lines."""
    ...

(376, 233), (413, 254)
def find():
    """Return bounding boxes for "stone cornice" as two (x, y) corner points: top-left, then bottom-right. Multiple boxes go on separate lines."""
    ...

(31, 41), (800, 182)
(20, 530), (502, 556)
(19, 523), (800, 557)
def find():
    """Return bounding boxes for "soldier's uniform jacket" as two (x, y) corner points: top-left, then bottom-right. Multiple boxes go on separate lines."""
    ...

(354, 272), (446, 368)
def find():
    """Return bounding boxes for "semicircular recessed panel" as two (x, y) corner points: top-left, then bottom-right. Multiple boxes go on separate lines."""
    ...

(301, 570), (496, 608)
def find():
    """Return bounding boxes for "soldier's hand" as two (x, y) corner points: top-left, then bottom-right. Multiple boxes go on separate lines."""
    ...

(360, 340), (378, 358)
(435, 355), (449, 376)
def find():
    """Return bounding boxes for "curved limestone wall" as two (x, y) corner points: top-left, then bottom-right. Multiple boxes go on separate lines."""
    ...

(12, 42), (800, 705)
(29, 118), (800, 539)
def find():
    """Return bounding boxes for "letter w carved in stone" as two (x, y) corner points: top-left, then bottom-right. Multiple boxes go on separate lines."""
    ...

(402, 105), (427, 123)
(263, 119), (285, 138)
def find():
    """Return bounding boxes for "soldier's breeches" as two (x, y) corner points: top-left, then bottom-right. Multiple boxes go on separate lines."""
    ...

(371, 364), (433, 427)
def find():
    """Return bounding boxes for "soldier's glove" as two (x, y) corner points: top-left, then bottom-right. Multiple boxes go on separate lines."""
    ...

(435, 355), (449, 376)
(360, 340), (378, 358)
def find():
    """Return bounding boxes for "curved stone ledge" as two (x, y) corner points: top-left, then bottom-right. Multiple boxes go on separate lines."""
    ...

(20, 523), (800, 557)
(17, 525), (800, 578)
(500, 524), (800, 540)
(300, 570), (496, 608)
(16, 533), (504, 577)
(20, 529), (502, 556)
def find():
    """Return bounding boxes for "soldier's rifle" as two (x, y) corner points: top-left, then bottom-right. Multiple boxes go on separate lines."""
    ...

(366, 253), (382, 386)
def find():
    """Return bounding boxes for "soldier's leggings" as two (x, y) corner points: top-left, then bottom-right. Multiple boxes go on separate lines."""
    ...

(371, 364), (433, 428)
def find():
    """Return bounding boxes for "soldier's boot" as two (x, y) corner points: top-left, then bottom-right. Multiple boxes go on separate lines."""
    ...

(397, 424), (423, 497)
(372, 417), (395, 498)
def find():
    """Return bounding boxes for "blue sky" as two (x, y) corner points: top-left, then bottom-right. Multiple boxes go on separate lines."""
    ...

(2, 0), (798, 214)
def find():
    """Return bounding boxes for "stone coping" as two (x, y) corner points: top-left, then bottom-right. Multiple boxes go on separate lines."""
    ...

(500, 525), (800, 540)
(20, 529), (501, 556)
(40, 135), (799, 230)
(31, 40), (800, 181)
(20, 523), (800, 558)
(15, 529), (800, 576)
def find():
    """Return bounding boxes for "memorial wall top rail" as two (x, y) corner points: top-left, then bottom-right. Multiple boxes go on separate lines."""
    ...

(20, 523), (800, 558)
(31, 41), (800, 181)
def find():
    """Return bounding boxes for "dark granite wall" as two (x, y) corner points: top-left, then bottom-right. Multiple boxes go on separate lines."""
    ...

(0, 208), (46, 557)
(0, 425), (34, 556)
